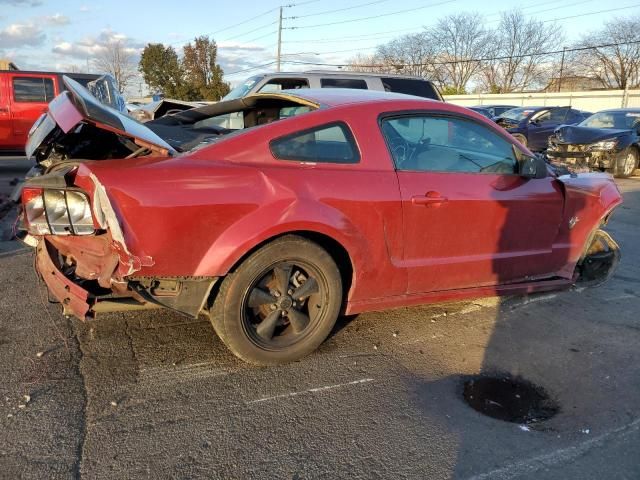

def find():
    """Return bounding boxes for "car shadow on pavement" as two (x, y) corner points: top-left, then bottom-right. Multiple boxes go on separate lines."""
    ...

(439, 182), (640, 478)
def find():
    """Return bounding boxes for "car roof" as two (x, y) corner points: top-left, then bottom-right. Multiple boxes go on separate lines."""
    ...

(595, 108), (640, 114)
(472, 104), (518, 108)
(274, 88), (439, 107)
(247, 70), (430, 81)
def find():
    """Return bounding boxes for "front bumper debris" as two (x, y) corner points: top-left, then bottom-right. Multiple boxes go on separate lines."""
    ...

(547, 144), (619, 171)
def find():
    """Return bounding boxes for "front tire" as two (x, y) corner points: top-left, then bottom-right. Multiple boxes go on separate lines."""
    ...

(615, 147), (638, 178)
(210, 235), (342, 365)
(512, 133), (528, 149)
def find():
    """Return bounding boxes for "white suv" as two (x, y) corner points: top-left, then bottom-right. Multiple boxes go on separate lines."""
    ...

(224, 71), (443, 101)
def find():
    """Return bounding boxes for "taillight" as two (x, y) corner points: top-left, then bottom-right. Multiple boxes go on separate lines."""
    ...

(21, 187), (95, 236)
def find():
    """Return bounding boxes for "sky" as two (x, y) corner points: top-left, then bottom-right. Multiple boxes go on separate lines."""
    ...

(1, 0), (639, 96)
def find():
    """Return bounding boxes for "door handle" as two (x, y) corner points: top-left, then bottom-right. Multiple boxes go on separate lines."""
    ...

(0, 107), (8, 113)
(411, 191), (448, 206)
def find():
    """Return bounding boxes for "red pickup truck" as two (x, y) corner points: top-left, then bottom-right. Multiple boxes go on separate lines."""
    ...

(0, 70), (122, 153)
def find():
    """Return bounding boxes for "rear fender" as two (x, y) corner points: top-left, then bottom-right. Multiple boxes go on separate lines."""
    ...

(193, 197), (366, 290)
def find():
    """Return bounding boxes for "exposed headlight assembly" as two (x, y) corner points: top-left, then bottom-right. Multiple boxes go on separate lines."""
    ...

(588, 138), (618, 151)
(21, 187), (96, 236)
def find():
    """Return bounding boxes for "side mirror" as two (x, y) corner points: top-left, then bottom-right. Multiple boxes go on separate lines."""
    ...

(519, 155), (548, 179)
(529, 118), (540, 125)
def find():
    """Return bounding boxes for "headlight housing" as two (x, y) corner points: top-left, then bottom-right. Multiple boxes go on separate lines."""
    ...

(21, 187), (95, 236)
(588, 138), (618, 151)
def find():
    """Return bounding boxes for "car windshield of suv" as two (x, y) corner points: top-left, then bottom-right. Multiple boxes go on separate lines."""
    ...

(579, 111), (640, 129)
(222, 75), (262, 100)
(498, 108), (537, 122)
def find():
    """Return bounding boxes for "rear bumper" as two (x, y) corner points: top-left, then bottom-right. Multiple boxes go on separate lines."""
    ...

(35, 238), (217, 320)
(36, 240), (92, 319)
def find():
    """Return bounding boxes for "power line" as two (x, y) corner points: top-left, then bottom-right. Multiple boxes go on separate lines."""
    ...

(284, 0), (457, 30)
(220, 20), (278, 42)
(225, 61), (278, 77)
(541, 4), (640, 22)
(522, 0), (597, 17)
(243, 30), (278, 44)
(282, 28), (425, 44)
(279, 39), (640, 69)
(284, 0), (393, 20)
(167, 7), (278, 46)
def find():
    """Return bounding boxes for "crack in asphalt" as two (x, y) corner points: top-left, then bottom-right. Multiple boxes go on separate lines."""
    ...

(69, 319), (88, 480)
(123, 315), (139, 378)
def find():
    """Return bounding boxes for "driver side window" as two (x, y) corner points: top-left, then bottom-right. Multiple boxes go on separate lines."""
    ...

(381, 115), (518, 174)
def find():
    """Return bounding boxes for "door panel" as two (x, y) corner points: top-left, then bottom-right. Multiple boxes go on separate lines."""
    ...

(9, 75), (57, 149)
(380, 113), (565, 294)
(398, 171), (564, 293)
(528, 108), (568, 150)
(0, 75), (12, 148)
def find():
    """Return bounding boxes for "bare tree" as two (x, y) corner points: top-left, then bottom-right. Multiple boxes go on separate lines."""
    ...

(430, 13), (492, 94)
(344, 52), (387, 73)
(345, 32), (443, 84)
(376, 32), (441, 78)
(572, 17), (640, 89)
(94, 40), (137, 94)
(479, 11), (562, 93)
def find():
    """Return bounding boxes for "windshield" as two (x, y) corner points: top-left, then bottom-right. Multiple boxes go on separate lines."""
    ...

(579, 111), (640, 129)
(222, 75), (262, 101)
(499, 107), (538, 122)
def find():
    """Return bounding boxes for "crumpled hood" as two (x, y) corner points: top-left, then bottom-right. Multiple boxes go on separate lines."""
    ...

(552, 125), (632, 145)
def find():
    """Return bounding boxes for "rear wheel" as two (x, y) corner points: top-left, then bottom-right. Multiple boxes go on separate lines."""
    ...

(615, 148), (638, 178)
(210, 235), (342, 365)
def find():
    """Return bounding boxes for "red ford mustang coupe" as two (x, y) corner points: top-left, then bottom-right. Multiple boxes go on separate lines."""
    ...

(19, 77), (621, 364)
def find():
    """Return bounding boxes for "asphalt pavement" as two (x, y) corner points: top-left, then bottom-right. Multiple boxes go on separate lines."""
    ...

(0, 176), (639, 479)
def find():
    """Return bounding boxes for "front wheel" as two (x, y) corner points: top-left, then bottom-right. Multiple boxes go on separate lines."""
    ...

(615, 148), (638, 178)
(511, 133), (528, 149)
(210, 235), (342, 365)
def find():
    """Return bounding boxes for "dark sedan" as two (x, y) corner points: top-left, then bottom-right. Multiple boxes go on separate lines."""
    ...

(495, 106), (590, 152)
(472, 104), (518, 118)
(547, 109), (640, 178)
(468, 106), (494, 119)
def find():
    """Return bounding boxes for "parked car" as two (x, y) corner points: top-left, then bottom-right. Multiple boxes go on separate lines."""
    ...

(130, 98), (208, 123)
(0, 70), (124, 152)
(494, 106), (590, 151)
(19, 77), (622, 365)
(469, 106), (494, 120)
(547, 109), (640, 178)
(224, 71), (443, 101)
(471, 104), (518, 118)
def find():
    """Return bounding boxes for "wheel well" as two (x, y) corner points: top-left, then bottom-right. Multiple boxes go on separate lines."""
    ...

(217, 230), (354, 306)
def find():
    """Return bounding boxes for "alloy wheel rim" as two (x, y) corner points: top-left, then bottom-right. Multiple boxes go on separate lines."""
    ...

(242, 261), (327, 350)
(624, 152), (636, 176)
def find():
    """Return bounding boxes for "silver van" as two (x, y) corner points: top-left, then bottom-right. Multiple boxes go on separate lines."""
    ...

(223, 71), (443, 101)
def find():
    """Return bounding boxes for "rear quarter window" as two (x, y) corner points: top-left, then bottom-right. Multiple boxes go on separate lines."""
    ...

(270, 122), (360, 164)
(381, 77), (441, 100)
(320, 78), (368, 90)
(13, 77), (55, 102)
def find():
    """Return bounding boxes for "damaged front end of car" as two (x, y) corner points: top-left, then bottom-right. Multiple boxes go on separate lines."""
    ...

(21, 166), (218, 321)
(547, 123), (638, 177)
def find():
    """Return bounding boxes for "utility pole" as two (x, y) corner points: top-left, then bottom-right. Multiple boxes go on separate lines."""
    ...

(557, 46), (567, 93)
(276, 6), (283, 72)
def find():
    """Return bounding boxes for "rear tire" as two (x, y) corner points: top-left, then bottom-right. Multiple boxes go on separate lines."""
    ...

(614, 147), (638, 178)
(210, 235), (342, 365)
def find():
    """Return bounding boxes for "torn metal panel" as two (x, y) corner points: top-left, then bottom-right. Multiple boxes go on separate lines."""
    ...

(36, 240), (91, 319)
(88, 171), (154, 277)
